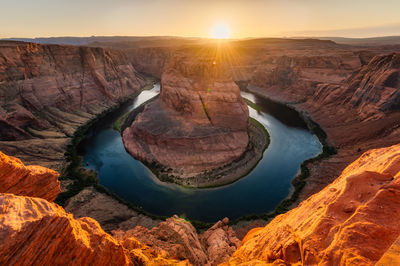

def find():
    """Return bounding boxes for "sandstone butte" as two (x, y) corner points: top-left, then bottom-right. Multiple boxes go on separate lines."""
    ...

(2, 142), (400, 265)
(122, 55), (249, 180)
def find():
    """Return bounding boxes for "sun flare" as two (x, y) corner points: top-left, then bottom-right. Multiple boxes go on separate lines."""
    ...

(211, 22), (230, 39)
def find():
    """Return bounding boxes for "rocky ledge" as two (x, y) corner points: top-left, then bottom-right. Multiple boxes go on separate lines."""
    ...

(226, 143), (400, 265)
(122, 55), (268, 187)
(1, 141), (400, 265)
(0, 151), (60, 201)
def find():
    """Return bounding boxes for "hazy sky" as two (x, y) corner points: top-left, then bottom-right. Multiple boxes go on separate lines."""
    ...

(2, 0), (400, 38)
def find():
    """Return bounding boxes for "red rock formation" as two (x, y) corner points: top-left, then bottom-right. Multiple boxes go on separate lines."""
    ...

(226, 143), (400, 265)
(127, 47), (172, 78)
(344, 53), (400, 117)
(2, 136), (400, 265)
(0, 41), (146, 170)
(123, 55), (249, 182)
(0, 193), (131, 265)
(0, 193), (190, 265)
(0, 151), (60, 201)
(115, 215), (240, 265)
(246, 51), (400, 209)
(0, 150), (186, 265)
(249, 54), (358, 102)
(200, 217), (241, 265)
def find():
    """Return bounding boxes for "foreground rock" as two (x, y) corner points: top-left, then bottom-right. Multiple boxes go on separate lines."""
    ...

(64, 187), (161, 232)
(226, 143), (400, 265)
(123, 55), (250, 186)
(0, 151), (60, 201)
(2, 141), (400, 264)
(0, 41), (146, 171)
(0, 193), (185, 265)
(114, 215), (240, 265)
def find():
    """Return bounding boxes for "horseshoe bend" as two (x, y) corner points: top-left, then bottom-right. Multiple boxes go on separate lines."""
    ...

(2, 2), (400, 264)
(122, 54), (269, 187)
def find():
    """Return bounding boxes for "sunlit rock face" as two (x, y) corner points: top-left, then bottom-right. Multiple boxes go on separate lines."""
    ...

(0, 193), (189, 266)
(0, 151), (60, 201)
(0, 151), (188, 265)
(123, 55), (249, 178)
(344, 53), (400, 117)
(114, 216), (240, 265)
(225, 143), (400, 265)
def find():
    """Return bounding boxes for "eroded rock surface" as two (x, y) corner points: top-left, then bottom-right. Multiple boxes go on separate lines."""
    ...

(247, 52), (400, 208)
(226, 143), (400, 265)
(0, 193), (131, 265)
(0, 41), (146, 170)
(0, 151), (60, 201)
(0, 193), (186, 266)
(115, 215), (240, 265)
(64, 187), (161, 232)
(123, 55), (249, 184)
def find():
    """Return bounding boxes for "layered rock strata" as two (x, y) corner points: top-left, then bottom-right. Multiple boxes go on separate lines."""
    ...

(0, 41), (146, 170)
(0, 193), (189, 265)
(247, 52), (400, 207)
(123, 55), (251, 186)
(0, 151), (60, 201)
(2, 143), (400, 265)
(226, 143), (400, 265)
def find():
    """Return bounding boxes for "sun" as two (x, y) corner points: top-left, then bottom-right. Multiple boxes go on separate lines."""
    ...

(211, 22), (230, 39)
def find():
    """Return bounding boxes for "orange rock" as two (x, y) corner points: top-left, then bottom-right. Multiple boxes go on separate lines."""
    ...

(0, 193), (187, 266)
(117, 216), (209, 265)
(200, 217), (241, 265)
(0, 151), (60, 201)
(226, 143), (400, 265)
(0, 193), (131, 265)
(116, 215), (240, 265)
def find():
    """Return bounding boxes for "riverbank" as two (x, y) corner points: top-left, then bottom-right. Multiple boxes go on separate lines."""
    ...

(55, 80), (156, 206)
(137, 117), (270, 188)
(231, 85), (336, 224)
(58, 82), (331, 233)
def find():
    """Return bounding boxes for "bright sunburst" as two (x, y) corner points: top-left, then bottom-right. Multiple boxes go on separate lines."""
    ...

(211, 22), (230, 39)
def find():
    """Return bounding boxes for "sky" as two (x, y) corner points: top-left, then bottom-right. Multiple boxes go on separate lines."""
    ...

(2, 0), (400, 39)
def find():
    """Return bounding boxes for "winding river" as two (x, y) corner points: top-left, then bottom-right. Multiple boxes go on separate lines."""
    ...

(79, 83), (322, 222)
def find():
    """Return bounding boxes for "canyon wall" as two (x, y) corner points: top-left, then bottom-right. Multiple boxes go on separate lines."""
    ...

(1, 38), (400, 265)
(247, 52), (400, 207)
(0, 150), (240, 265)
(226, 143), (400, 265)
(0, 41), (146, 171)
(1, 139), (400, 265)
(123, 54), (249, 184)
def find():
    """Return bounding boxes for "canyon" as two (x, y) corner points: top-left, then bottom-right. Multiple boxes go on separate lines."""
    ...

(0, 40), (146, 171)
(1, 37), (400, 265)
(1, 130), (400, 265)
(122, 54), (269, 187)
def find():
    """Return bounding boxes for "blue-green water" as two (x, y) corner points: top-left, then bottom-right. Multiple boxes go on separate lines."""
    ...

(80, 84), (322, 222)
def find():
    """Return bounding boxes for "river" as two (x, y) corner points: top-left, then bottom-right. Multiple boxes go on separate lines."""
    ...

(79, 83), (322, 222)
